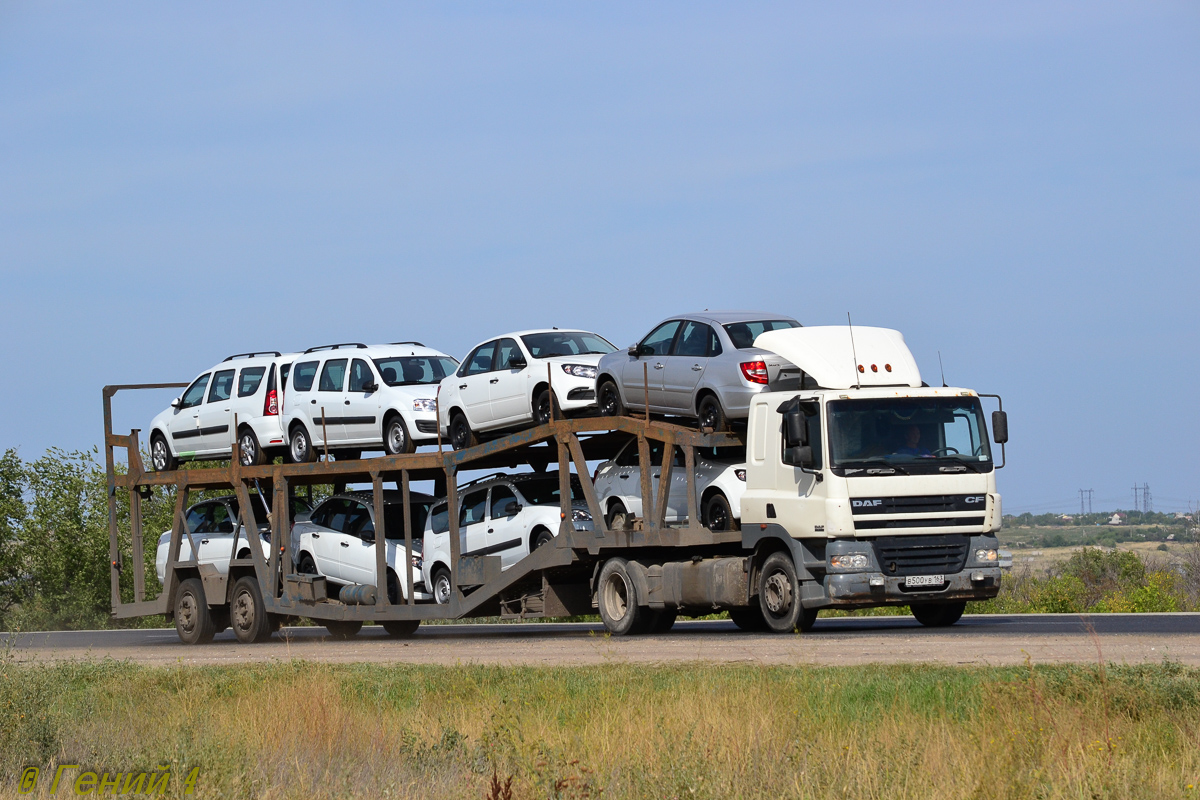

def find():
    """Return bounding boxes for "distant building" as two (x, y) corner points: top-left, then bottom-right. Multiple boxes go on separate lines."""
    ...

(1109, 512), (1126, 525)
(1058, 514), (1074, 522)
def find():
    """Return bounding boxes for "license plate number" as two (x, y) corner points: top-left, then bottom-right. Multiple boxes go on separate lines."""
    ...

(905, 574), (945, 588)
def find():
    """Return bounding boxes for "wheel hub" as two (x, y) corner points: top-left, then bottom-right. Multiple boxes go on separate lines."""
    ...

(603, 574), (629, 620)
(763, 572), (792, 615)
(178, 595), (197, 633)
(233, 593), (254, 631)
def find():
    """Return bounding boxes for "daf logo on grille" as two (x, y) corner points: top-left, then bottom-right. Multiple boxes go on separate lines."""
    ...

(965, 496), (986, 504)
(851, 499), (883, 508)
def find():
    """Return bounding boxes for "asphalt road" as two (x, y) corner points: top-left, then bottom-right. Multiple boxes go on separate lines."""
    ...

(6, 614), (1200, 667)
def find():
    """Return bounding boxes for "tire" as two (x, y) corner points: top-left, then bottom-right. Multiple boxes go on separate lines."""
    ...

(758, 551), (803, 633)
(211, 606), (230, 636)
(606, 501), (631, 531)
(288, 425), (316, 463)
(432, 567), (452, 605)
(596, 557), (645, 636)
(151, 433), (178, 472)
(598, 380), (625, 418)
(384, 415), (415, 455)
(533, 389), (558, 426)
(646, 608), (677, 634)
(325, 620), (363, 640)
(382, 620), (420, 637)
(449, 413), (478, 451)
(697, 395), (729, 432)
(230, 576), (272, 643)
(174, 578), (216, 645)
(728, 606), (770, 632)
(238, 427), (264, 466)
(532, 527), (554, 550)
(911, 601), (966, 628)
(297, 553), (319, 575)
(702, 492), (739, 532)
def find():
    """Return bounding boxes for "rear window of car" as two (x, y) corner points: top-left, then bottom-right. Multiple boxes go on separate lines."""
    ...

(723, 320), (799, 350)
(291, 361), (318, 392)
(238, 367), (266, 397)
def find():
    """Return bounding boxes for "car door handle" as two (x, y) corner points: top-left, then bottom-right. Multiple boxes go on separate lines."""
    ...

(652, 472), (660, 478)
(691, 365), (703, 371)
(340, 541), (349, 547)
(311, 399), (316, 404)
(200, 539), (209, 545)
(344, 400), (350, 405)
(459, 384), (468, 390)
(618, 475), (629, 479)
(489, 378), (499, 384)
(488, 528), (494, 533)
(654, 363), (664, 369)
(311, 533), (320, 538)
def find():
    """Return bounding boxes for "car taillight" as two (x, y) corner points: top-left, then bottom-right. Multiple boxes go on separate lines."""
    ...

(740, 360), (768, 385)
(264, 389), (278, 416)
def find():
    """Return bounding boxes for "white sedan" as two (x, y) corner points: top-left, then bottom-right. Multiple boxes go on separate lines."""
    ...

(592, 438), (746, 530)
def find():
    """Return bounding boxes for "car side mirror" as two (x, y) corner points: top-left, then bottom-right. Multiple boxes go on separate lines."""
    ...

(170, 397), (181, 409)
(361, 382), (378, 393)
(508, 354), (527, 370)
(787, 446), (814, 468)
(504, 500), (521, 516)
(783, 409), (808, 447)
(992, 410), (1009, 444)
(295, 512), (311, 523)
(627, 344), (642, 357)
(360, 529), (375, 543)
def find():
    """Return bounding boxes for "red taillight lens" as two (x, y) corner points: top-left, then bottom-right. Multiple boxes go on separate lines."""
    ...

(264, 389), (278, 416)
(740, 360), (768, 385)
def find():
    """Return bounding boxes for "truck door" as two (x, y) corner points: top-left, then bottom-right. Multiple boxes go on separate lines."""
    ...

(661, 321), (713, 412)
(623, 320), (678, 410)
(196, 368), (236, 455)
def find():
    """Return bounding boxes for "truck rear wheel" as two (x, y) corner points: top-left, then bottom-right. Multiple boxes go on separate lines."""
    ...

(382, 620), (420, 637)
(231, 576), (272, 643)
(911, 601), (966, 627)
(174, 578), (216, 645)
(729, 606), (769, 632)
(646, 608), (677, 633)
(597, 557), (646, 636)
(325, 620), (363, 639)
(758, 552), (813, 633)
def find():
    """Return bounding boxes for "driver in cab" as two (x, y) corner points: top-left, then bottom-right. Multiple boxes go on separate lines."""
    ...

(895, 424), (931, 457)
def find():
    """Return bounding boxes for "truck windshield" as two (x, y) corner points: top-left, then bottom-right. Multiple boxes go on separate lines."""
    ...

(827, 397), (993, 476)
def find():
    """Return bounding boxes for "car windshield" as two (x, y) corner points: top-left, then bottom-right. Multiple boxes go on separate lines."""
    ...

(695, 446), (745, 463)
(723, 319), (799, 349)
(827, 397), (993, 475)
(374, 356), (458, 386)
(384, 500), (431, 542)
(521, 332), (616, 359)
(515, 477), (585, 505)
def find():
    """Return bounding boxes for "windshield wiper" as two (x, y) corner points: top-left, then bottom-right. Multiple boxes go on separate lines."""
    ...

(838, 458), (910, 475)
(935, 456), (983, 473)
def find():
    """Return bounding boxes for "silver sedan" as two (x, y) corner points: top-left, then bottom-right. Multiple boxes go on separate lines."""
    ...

(595, 311), (801, 430)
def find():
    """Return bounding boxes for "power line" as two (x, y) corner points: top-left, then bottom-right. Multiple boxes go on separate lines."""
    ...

(1078, 488), (1094, 515)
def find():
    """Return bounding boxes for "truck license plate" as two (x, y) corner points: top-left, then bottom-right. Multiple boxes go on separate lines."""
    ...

(905, 574), (945, 588)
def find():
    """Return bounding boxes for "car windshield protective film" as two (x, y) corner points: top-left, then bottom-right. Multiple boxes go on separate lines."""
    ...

(238, 367), (266, 397)
(429, 503), (449, 534)
(639, 321), (681, 356)
(291, 361), (318, 392)
(211, 503), (236, 533)
(208, 370), (235, 403)
(521, 332), (616, 358)
(374, 357), (458, 386)
(384, 501), (430, 543)
(348, 359), (375, 392)
(463, 343), (496, 376)
(490, 486), (517, 518)
(319, 359), (348, 392)
(185, 505), (209, 534)
(179, 374), (210, 409)
(723, 319), (799, 350)
(460, 491), (488, 526)
(827, 396), (993, 476)
(515, 477), (584, 505)
(673, 322), (711, 357)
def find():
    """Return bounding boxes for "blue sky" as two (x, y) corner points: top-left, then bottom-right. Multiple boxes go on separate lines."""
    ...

(1, 2), (1197, 513)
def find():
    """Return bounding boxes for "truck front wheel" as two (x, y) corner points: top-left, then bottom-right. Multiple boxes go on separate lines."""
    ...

(911, 601), (966, 628)
(758, 552), (817, 633)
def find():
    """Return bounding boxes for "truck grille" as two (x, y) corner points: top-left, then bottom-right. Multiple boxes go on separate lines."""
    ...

(855, 516), (985, 531)
(871, 535), (970, 577)
(416, 421), (438, 434)
(851, 494), (986, 515)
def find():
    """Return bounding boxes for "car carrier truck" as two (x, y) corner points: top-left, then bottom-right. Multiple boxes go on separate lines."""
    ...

(102, 325), (1007, 642)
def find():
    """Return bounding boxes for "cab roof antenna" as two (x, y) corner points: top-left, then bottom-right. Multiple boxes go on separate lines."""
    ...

(847, 312), (860, 389)
(938, 351), (947, 387)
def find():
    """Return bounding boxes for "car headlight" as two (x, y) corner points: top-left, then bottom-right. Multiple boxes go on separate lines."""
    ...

(411, 555), (423, 569)
(975, 548), (998, 563)
(572, 508), (593, 521)
(734, 469), (746, 481)
(413, 398), (438, 413)
(830, 553), (870, 569)
(561, 364), (597, 379)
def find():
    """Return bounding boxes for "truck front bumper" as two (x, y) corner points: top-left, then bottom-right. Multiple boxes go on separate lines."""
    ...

(806, 567), (1002, 610)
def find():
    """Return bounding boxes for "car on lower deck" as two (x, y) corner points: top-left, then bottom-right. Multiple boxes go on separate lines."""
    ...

(282, 342), (458, 462)
(595, 312), (802, 430)
(421, 473), (595, 603)
(155, 494), (312, 583)
(592, 438), (746, 531)
(149, 351), (296, 470)
(291, 490), (435, 601)
(437, 329), (618, 450)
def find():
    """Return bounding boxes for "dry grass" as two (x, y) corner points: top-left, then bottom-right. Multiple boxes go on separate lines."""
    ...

(2, 657), (1199, 799)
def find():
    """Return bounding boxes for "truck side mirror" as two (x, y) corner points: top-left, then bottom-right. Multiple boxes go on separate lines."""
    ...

(991, 410), (1009, 444)
(784, 409), (808, 446)
(787, 446), (814, 468)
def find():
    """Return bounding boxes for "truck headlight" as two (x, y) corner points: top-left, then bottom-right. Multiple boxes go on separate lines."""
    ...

(975, 548), (998, 563)
(830, 553), (870, 569)
(561, 364), (597, 379)
(413, 398), (438, 413)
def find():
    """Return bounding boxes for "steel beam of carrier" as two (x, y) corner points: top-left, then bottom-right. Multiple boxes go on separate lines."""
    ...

(103, 383), (743, 626)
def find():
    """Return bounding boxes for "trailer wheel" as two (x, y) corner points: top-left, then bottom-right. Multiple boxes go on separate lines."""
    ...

(211, 606), (230, 636)
(174, 578), (216, 645)
(597, 557), (646, 636)
(758, 552), (804, 633)
(911, 601), (966, 628)
(598, 380), (625, 417)
(325, 620), (363, 639)
(384, 415), (415, 455)
(382, 620), (420, 637)
(238, 427), (264, 466)
(697, 395), (729, 432)
(151, 433), (177, 472)
(449, 413), (478, 451)
(231, 576), (272, 643)
(606, 501), (631, 531)
(432, 567), (452, 604)
(289, 425), (317, 463)
(702, 493), (738, 532)
(728, 606), (769, 632)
